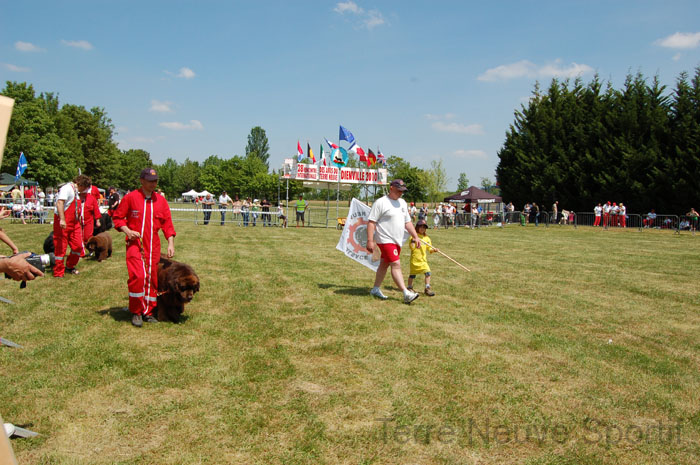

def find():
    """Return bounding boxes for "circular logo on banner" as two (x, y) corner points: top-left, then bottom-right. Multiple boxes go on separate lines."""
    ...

(347, 220), (368, 254)
(332, 147), (348, 167)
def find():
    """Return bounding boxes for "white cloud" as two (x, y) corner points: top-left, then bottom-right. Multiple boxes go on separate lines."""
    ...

(150, 100), (173, 113)
(539, 61), (594, 79)
(177, 67), (196, 79)
(453, 149), (487, 159)
(61, 39), (94, 50)
(432, 121), (484, 135)
(334, 1), (385, 29)
(3, 63), (30, 72)
(365, 10), (385, 29)
(334, 1), (362, 14)
(478, 60), (536, 81)
(15, 41), (44, 52)
(478, 59), (593, 82)
(673, 53), (682, 61)
(656, 32), (700, 49)
(159, 120), (203, 131)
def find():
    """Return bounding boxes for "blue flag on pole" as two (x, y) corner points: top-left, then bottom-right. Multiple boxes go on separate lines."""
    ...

(339, 125), (355, 144)
(15, 152), (27, 182)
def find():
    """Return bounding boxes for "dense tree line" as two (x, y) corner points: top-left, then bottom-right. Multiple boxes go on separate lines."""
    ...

(497, 68), (700, 213)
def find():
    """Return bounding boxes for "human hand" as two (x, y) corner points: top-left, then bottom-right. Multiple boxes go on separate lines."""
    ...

(167, 244), (175, 258)
(365, 239), (375, 253)
(3, 252), (44, 281)
(0, 208), (10, 220)
(60, 219), (67, 229)
(124, 228), (141, 241)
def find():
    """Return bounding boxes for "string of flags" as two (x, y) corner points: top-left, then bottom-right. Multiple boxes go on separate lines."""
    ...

(297, 125), (387, 168)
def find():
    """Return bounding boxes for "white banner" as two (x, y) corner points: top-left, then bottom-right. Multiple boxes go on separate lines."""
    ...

(336, 198), (381, 272)
(281, 160), (388, 186)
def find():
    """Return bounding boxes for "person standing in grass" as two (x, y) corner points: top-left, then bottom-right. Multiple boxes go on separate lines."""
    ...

(407, 219), (438, 296)
(53, 175), (91, 277)
(113, 168), (176, 327)
(218, 191), (232, 226)
(261, 198), (271, 226)
(295, 194), (308, 227)
(687, 207), (699, 232)
(366, 179), (421, 304)
(593, 203), (602, 227)
(202, 193), (215, 225)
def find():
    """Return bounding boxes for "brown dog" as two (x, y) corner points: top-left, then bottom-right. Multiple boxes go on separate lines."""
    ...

(85, 232), (113, 262)
(156, 257), (200, 323)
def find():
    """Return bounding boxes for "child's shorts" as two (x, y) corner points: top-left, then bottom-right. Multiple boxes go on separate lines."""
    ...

(409, 271), (431, 279)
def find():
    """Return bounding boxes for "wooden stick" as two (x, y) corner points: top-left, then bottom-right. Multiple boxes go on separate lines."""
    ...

(418, 238), (471, 272)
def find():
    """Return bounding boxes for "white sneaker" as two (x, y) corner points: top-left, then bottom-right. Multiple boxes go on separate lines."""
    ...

(370, 287), (388, 300)
(403, 290), (420, 304)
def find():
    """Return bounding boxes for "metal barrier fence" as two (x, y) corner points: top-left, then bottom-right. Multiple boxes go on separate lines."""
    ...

(679, 215), (699, 234)
(650, 214), (680, 232)
(173, 206), (287, 227)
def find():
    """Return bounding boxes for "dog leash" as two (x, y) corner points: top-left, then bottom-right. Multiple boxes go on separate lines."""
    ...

(135, 237), (170, 297)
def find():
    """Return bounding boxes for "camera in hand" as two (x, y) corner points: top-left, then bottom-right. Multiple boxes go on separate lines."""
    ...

(4, 251), (55, 281)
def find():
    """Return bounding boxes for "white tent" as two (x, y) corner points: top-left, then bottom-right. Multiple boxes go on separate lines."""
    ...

(181, 189), (199, 198)
(198, 190), (213, 197)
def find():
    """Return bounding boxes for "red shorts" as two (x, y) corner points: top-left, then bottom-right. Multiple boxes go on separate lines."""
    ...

(377, 243), (401, 263)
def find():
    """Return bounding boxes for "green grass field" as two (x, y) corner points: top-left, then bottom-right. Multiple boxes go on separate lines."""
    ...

(1, 219), (699, 464)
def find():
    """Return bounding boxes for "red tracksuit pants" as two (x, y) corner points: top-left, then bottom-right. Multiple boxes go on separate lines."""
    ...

(53, 218), (83, 277)
(126, 242), (159, 316)
(593, 215), (601, 226)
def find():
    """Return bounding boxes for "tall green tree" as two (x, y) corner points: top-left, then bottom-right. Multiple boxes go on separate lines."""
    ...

(245, 126), (270, 170)
(457, 172), (470, 191)
(385, 155), (427, 202)
(1, 82), (78, 187)
(423, 159), (449, 203)
(496, 70), (699, 213)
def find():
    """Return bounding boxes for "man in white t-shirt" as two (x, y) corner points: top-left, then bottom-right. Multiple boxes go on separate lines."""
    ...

(366, 179), (421, 304)
(218, 191), (232, 226)
(593, 203), (602, 227)
(53, 175), (91, 277)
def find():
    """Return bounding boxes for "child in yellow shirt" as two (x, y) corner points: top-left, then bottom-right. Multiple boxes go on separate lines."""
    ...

(407, 219), (438, 296)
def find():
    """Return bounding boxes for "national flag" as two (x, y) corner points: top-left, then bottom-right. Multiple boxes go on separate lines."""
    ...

(339, 125), (355, 144)
(307, 142), (316, 163)
(320, 143), (327, 166)
(15, 152), (27, 182)
(348, 142), (367, 164)
(377, 148), (387, 166)
(367, 149), (377, 167)
(297, 141), (304, 162)
(325, 137), (338, 150)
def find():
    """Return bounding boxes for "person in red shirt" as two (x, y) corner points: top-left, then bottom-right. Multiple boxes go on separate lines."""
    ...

(90, 184), (101, 204)
(113, 168), (176, 327)
(79, 187), (102, 252)
(53, 175), (91, 277)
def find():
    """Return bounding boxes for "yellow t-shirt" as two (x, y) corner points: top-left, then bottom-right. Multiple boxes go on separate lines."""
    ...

(409, 233), (433, 275)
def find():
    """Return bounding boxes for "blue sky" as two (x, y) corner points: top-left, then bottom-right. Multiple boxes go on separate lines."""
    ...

(2, 0), (700, 190)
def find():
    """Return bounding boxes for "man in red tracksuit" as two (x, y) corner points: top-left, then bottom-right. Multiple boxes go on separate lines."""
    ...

(80, 187), (102, 252)
(54, 175), (91, 277)
(113, 168), (176, 327)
